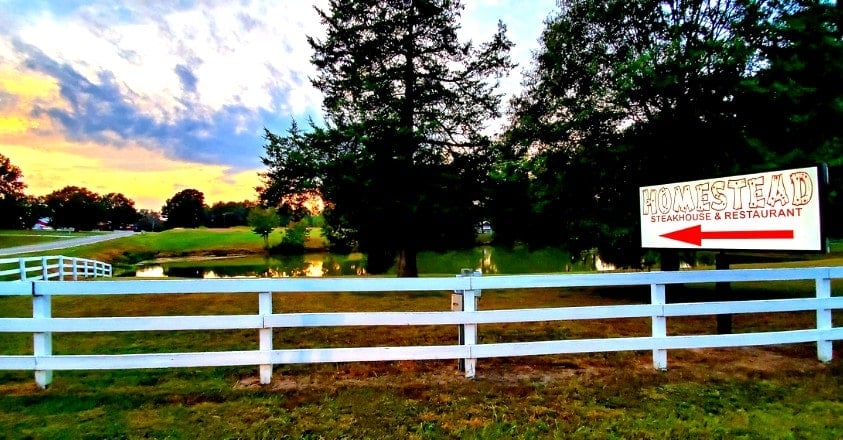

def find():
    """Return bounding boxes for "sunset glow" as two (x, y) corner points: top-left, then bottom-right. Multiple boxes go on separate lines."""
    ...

(0, 1), (556, 211)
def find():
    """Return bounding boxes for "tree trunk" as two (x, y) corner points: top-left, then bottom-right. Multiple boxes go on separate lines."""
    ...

(396, 248), (419, 277)
(660, 249), (681, 298)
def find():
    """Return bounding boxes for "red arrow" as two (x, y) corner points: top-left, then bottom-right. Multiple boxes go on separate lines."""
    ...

(660, 225), (794, 246)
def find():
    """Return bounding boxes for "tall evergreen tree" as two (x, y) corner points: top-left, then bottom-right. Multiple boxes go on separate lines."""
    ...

(260, 0), (513, 276)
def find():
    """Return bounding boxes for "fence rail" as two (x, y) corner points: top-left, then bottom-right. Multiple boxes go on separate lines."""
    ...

(0, 256), (111, 281)
(0, 266), (840, 389)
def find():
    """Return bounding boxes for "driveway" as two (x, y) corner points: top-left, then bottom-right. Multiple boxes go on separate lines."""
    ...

(0, 230), (135, 256)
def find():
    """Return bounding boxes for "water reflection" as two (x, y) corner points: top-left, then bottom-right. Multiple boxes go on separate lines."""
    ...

(134, 253), (366, 279)
(132, 246), (609, 279)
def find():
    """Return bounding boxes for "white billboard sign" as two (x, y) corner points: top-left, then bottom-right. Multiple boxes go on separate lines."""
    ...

(640, 166), (823, 250)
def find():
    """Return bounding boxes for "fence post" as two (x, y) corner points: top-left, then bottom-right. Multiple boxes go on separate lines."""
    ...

(816, 277), (832, 362)
(58, 256), (65, 281)
(41, 257), (48, 280)
(454, 269), (480, 378)
(19, 259), (26, 281)
(72, 258), (78, 281)
(259, 291), (273, 384)
(651, 283), (667, 370)
(33, 286), (53, 388)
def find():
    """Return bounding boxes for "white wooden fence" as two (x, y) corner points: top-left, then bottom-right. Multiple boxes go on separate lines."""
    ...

(0, 256), (112, 281)
(0, 267), (840, 389)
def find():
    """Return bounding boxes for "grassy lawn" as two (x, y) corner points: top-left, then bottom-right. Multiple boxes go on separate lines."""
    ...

(0, 278), (841, 438)
(3, 226), (329, 265)
(0, 234), (841, 438)
(0, 230), (106, 248)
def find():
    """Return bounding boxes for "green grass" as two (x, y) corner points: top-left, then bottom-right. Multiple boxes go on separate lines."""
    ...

(2, 227), (328, 266)
(0, 280), (841, 438)
(0, 234), (842, 438)
(0, 230), (106, 248)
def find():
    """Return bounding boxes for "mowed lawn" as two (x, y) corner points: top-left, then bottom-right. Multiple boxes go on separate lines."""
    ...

(0, 230), (107, 249)
(0, 227), (329, 266)
(0, 275), (841, 439)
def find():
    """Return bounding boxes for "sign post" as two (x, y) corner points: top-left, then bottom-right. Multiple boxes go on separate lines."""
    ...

(640, 165), (826, 335)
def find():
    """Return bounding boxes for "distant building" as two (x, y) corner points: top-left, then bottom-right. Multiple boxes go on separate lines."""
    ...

(477, 221), (492, 234)
(32, 217), (53, 230)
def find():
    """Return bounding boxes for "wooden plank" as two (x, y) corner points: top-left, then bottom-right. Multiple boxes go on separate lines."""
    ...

(469, 267), (840, 290)
(30, 345), (472, 370)
(270, 345), (470, 364)
(0, 356), (36, 370)
(663, 298), (843, 316)
(258, 291), (273, 384)
(264, 304), (658, 328)
(23, 267), (843, 297)
(651, 284), (667, 370)
(816, 277), (833, 362)
(0, 281), (30, 295)
(4, 328), (842, 372)
(3, 298), (839, 333)
(657, 329), (842, 349)
(0, 315), (263, 332)
(34, 351), (264, 370)
(471, 337), (658, 358)
(33, 277), (471, 296)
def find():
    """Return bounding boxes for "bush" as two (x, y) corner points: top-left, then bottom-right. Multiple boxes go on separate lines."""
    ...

(271, 223), (309, 255)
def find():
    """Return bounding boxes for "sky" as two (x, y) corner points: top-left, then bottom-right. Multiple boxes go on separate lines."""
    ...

(0, 0), (558, 211)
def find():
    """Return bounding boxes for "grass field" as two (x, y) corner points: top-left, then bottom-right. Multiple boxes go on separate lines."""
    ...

(1, 231), (842, 438)
(0, 227), (329, 267)
(0, 278), (841, 438)
(0, 230), (107, 248)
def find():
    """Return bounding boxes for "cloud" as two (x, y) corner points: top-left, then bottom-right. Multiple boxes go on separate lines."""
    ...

(175, 64), (198, 93)
(3, 137), (263, 210)
(0, 89), (18, 111)
(3, 0), (327, 169)
(0, 0), (557, 209)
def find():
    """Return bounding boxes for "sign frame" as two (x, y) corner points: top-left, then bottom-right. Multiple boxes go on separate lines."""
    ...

(639, 165), (827, 252)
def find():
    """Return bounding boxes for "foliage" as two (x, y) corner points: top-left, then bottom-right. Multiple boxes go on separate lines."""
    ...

(0, 154), (27, 229)
(246, 207), (281, 248)
(737, 1), (843, 237)
(100, 192), (139, 230)
(739, 0), (843, 170)
(162, 189), (206, 228)
(44, 186), (106, 231)
(206, 200), (257, 228)
(0, 153), (25, 199)
(271, 222), (309, 255)
(491, 0), (842, 265)
(259, 0), (513, 276)
(135, 209), (164, 232)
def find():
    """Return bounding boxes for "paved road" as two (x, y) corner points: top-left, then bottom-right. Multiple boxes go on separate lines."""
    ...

(0, 230), (136, 256)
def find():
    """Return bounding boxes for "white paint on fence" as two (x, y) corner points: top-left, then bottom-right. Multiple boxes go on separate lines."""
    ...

(0, 256), (111, 281)
(0, 264), (840, 389)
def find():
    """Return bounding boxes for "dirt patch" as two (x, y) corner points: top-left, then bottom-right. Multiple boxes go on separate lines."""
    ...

(232, 345), (838, 394)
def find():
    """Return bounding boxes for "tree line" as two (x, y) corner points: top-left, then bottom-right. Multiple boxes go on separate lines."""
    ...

(3, 1), (840, 277)
(258, 0), (842, 276)
(0, 155), (261, 232)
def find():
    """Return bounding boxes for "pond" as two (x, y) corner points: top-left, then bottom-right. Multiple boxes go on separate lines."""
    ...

(129, 246), (616, 278)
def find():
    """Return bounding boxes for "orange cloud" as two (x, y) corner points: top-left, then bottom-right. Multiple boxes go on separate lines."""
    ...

(1, 69), (263, 211)
(3, 140), (263, 210)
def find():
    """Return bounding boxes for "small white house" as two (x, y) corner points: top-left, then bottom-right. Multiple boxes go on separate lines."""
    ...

(31, 217), (53, 230)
